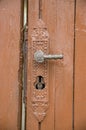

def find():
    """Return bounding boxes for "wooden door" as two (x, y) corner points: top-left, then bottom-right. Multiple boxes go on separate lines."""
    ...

(27, 0), (74, 130)
(0, 0), (23, 130)
(0, 0), (86, 130)
(26, 0), (86, 130)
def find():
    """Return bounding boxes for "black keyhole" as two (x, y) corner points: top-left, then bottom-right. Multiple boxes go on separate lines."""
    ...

(34, 76), (45, 90)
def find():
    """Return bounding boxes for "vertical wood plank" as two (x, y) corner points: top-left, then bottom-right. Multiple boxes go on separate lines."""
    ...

(41, 0), (74, 130)
(0, 1), (22, 130)
(55, 1), (74, 129)
(41, 0), (57, 130)
(26, 0), (39, 130)
(75, 0), (86, 130)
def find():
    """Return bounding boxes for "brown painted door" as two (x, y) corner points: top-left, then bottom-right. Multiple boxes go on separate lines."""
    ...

(0, 0), (86, 130)
(26, 0), (86, 130)
(0, 1), (22, 130)
(27, 0), (74, 130)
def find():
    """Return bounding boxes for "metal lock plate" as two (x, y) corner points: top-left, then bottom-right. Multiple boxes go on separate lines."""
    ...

(30, 19), (49, 122)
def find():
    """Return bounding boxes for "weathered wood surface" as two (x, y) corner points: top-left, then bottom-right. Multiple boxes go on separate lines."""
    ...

(26, 0), (39, 130)
(75, 0), (86, 130)
(0, 1), (22, 130)
(41, 1), (74, 130)
(27, 0), (74, 130)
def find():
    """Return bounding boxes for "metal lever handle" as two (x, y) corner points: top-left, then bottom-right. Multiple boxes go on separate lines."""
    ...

(34, 50), (63, 63)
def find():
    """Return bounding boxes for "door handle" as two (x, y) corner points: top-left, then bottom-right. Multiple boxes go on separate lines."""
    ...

(34, 50), (63, 63)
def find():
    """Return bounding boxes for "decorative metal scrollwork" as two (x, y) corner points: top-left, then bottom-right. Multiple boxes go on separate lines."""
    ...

(30, 19), (49, 122)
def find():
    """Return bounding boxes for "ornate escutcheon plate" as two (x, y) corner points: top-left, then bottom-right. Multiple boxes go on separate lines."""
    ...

(30, 19), (49, 122)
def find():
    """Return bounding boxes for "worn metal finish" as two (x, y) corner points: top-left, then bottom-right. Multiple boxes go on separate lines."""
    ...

(30, 19), (49, 122)
(0, 0), (22, 130)
(34, 50), (63, 63)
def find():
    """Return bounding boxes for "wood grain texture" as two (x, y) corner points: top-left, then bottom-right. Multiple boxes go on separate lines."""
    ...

(41, 0), (74, 130)
(0, 1), (22, 130)
(75, 0), (86, 130)
(26, 0), (39, 130)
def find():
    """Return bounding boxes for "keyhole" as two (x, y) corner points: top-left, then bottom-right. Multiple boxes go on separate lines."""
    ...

(34, 76), (45, 90)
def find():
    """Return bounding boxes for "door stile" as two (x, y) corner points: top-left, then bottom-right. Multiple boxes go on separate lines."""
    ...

(26, 0), (39, 130)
